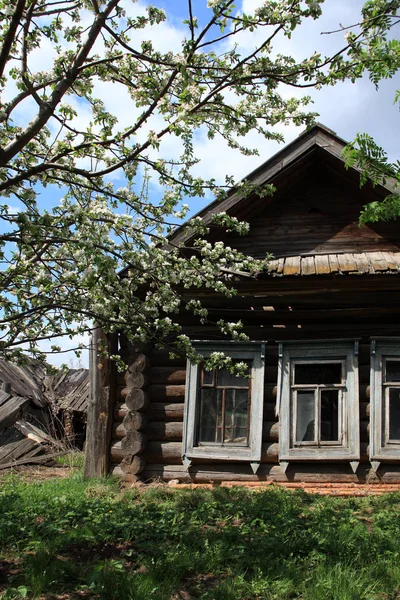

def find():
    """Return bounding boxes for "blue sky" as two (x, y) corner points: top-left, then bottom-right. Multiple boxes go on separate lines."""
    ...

(3, 0), (399, 366)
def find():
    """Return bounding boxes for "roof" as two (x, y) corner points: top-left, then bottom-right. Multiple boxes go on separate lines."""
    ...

(266, 251), (400, 277)
(168, 123), (395, 249)
(47, 369), (89, 412)
(0, 360), (46, 407)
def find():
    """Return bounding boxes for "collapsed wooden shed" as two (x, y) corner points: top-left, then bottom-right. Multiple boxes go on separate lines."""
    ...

(87, 124), (400, 488)
(0, 361), (89, 468)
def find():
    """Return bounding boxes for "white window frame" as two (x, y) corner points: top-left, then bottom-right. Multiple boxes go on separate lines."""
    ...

(278, 341), (360, 471)
(183, 342), (265, 471)
(370, 339), (400, 469)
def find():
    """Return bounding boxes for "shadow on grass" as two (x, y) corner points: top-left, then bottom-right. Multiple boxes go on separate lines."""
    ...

(2, 479), (400, 599)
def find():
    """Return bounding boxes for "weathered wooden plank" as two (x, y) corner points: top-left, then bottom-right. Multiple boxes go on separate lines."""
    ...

(301, 256), (316, 276)
(283, 256), (301, 276)
(0, 451), (68, 470)
(384, 251), (400, 270)
(267, 259), (279, 273)
(337, 253), (358, 273)
(328, 254), (340, 273)
(368, 251), (389, 272)
(314, 255), (331, 275)
(353, 253), (370, 273)
(276, 257), (285, 274)
(0, 396), (30, 430)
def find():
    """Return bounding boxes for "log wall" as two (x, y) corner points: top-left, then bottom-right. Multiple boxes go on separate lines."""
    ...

(109, 278), (400, 485)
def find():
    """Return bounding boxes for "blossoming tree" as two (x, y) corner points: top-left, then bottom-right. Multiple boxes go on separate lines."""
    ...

(0, 0), (398, 363)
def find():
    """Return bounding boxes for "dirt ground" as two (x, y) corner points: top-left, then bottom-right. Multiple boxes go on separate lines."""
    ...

(0, 464), (80, 482)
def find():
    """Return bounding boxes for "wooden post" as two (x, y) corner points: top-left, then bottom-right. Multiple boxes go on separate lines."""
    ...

(84, 327), (117, 478)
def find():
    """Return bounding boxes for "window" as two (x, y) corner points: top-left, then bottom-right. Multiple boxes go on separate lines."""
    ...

(183, 342), (265, 471)
(277, 341), (359, 471)
(370, 339), (400, 468)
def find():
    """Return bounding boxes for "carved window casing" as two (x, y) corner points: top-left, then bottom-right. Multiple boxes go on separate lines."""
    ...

(183, 342), (265, 473)
(277, 341), (360, 473)
(370, 339), (400, 470)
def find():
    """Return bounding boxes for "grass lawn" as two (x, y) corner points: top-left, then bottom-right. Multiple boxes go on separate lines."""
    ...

(1, 470), (400, 599)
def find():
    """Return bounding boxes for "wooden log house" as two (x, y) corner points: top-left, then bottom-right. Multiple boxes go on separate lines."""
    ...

(86, 124), (400, 488)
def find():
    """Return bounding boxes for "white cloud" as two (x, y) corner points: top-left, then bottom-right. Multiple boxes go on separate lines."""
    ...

(38, 332), (90, 369)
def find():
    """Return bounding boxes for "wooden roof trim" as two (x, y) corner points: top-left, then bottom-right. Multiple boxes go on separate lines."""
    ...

(265, 251), (400, 277)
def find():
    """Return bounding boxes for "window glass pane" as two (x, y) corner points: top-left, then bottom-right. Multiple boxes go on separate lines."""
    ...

(294, 363), (342, 385)
(224, 389), (249, 444)
(201, 367), (214, 386)
(198, 388), (222, 443)
(386, 361), (400, 383)
(389, 388), (400, 440)
(217, 363), (250, 388)
(320, 390), (339, 441)
(296, 391), (315, 442)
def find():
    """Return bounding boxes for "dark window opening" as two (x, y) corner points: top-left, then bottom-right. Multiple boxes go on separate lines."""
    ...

(197, 363), (251, 446)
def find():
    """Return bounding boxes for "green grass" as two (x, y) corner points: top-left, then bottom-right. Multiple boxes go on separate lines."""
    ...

(2, 475), (400, 599)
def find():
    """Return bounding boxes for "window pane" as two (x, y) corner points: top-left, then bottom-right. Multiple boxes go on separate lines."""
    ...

(224, 389), (249, 444)
(201, 367), (214, 386)
(294, 363), (342, 385)
(389, 388), (400, 440)
(217, 363), (250, 388)
(198, 388), (222, 443)
(296, 391), (315, 442)
(320, 390), (339, 441)
(386, 361), (400, 383)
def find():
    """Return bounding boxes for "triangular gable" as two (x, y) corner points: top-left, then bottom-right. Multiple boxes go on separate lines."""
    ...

(169, 124), (395, 250)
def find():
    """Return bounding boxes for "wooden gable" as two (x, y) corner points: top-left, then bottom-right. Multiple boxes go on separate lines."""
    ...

(169, 124), (399, 268)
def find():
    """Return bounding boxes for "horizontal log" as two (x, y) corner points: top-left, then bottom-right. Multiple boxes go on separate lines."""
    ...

(151, 367), (186, 385)
(121, 431), (147, 455)
(125, 389), (149, 411)
(150, 350), (186, 367)
(144, 441), (183, 464)
(128, 382), (365, 405)
(142, 441), (370, 465)
(148, 402), (184, 421)
(113, 418), (369, 444)
(150, 348), (282, 367)
(178, 324), (400, 339)
(143, 442), (281, 464)
(141, 463), (372, 484)
(148, 385), (185, 400)
(148, 422), (183, 441)
(113, 422), (184, 442)
(176, 306), (400, 328)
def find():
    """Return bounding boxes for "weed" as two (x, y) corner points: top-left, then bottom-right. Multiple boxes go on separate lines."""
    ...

(2, 478), (400, 599)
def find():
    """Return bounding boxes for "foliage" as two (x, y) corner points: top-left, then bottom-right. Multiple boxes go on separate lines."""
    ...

(3, 475), (400, 598)
(342, 1), (400, 223)
(0, 0), (399, 362)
